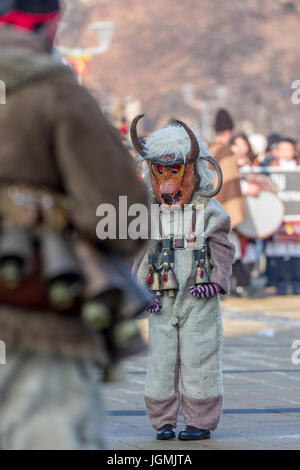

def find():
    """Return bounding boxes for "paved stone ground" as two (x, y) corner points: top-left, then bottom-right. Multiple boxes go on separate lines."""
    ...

(103, 295), (300, 450)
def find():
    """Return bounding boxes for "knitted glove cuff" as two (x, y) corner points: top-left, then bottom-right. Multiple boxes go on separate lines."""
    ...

(146, 295), (163, 313)
(189, 283), (221, 298)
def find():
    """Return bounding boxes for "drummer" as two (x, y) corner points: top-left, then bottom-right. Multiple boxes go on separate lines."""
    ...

(230, 134), (262, 292)
(209, 110), (248, 296)
(265, 138), (300, 295)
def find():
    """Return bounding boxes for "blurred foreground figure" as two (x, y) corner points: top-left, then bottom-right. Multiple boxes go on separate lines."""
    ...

(0, 0), (149, 450)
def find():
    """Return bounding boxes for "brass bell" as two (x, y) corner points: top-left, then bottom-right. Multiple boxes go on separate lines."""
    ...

(194, 266), (203, 287)
(149, 271), (162, 296)
(160, 265), (179, 297)
(82, 300), (112, 331)
(41, 230), (85, 309)
(194, 259), (205, 287)
(0, 227), (33, 288)
(113, 319), (140, 346)
(114, 256), (153, 319)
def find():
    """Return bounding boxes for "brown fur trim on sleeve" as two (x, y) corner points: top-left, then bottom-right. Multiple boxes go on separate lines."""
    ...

(207, 216), (235, 295)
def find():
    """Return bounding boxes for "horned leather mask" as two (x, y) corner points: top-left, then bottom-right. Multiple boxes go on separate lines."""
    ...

(130, 114), (223, 207)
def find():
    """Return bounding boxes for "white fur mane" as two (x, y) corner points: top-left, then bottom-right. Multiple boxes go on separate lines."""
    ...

(140, 124), (215, 193)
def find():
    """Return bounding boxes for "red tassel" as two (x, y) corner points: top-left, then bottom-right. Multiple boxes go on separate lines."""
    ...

(147, 273), (153, 284)
(163, 270), (168, 282)
(200, 268), (204, 278)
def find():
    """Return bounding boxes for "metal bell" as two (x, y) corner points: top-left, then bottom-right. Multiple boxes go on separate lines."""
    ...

(113, 255), (153, 319)
(0, 226), (33, 288)
(194, 265), (205, 287)
(160, 265), (179, 297)
(113, 319), (140, 346)
(81, 299), (112, 331)
(149, 271), (162, 296)
(74, 241), (153, 319)
(41, 230), (85, 309)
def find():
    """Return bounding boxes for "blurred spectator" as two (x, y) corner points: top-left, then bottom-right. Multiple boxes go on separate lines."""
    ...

(261, 133), (281, 166)
(265, 138), (300, 295)
(232, 134), (282, 294)
(209, 109), (248, 296)
(119, 117), (128, 139)
(295, 139), (300, 165)
(272, 137), (297, 168)
(248, 134), (267, 164)
(209, 109), (246, 229)
(230, 133), (260, 287)
(230, 133), (257, 168)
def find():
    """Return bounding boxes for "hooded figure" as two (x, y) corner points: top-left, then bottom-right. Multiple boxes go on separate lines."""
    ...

(131, 115), (235, 441)
(0, 2), (149, 450)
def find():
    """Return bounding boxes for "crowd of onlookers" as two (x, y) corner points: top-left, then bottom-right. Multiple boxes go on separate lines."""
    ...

(207, 108), (300, 298)
(227, 130), (300, 297)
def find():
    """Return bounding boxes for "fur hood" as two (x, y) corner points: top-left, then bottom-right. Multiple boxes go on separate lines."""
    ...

(144, 124), (211, 162)
(0, 27), (72, 93)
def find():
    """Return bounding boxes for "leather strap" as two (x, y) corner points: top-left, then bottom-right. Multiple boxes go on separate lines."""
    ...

(191, 207), (207, 267)
(161, 238), (174, 267)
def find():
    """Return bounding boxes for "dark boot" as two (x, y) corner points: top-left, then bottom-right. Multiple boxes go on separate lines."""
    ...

(178, 426), (210, 441)
(156, 424), (176, 440)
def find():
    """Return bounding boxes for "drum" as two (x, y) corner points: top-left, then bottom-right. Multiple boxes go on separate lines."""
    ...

(236, 191), (284, 239)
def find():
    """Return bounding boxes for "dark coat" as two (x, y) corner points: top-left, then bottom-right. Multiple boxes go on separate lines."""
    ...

(0, 28), (148, 357)
(209, 141), (246, 229)
(0, 27), (148, 256)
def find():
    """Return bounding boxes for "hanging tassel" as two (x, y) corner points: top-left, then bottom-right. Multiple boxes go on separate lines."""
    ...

(163, 269), (168, 283)
(200, 257), (205, 279)
(147, 271), (153, 284)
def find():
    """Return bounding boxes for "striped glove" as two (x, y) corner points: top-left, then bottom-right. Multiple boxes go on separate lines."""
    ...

(146, 296), (163, 313)
(189, 283), (221, 298)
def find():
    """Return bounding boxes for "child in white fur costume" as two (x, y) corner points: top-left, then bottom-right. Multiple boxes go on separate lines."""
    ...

(131, 115), (235, 441)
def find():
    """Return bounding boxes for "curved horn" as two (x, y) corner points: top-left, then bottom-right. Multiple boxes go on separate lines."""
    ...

(130, 114), (147, 157)
(173, 120), (199, 163)
(198, 156), (223, 198)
